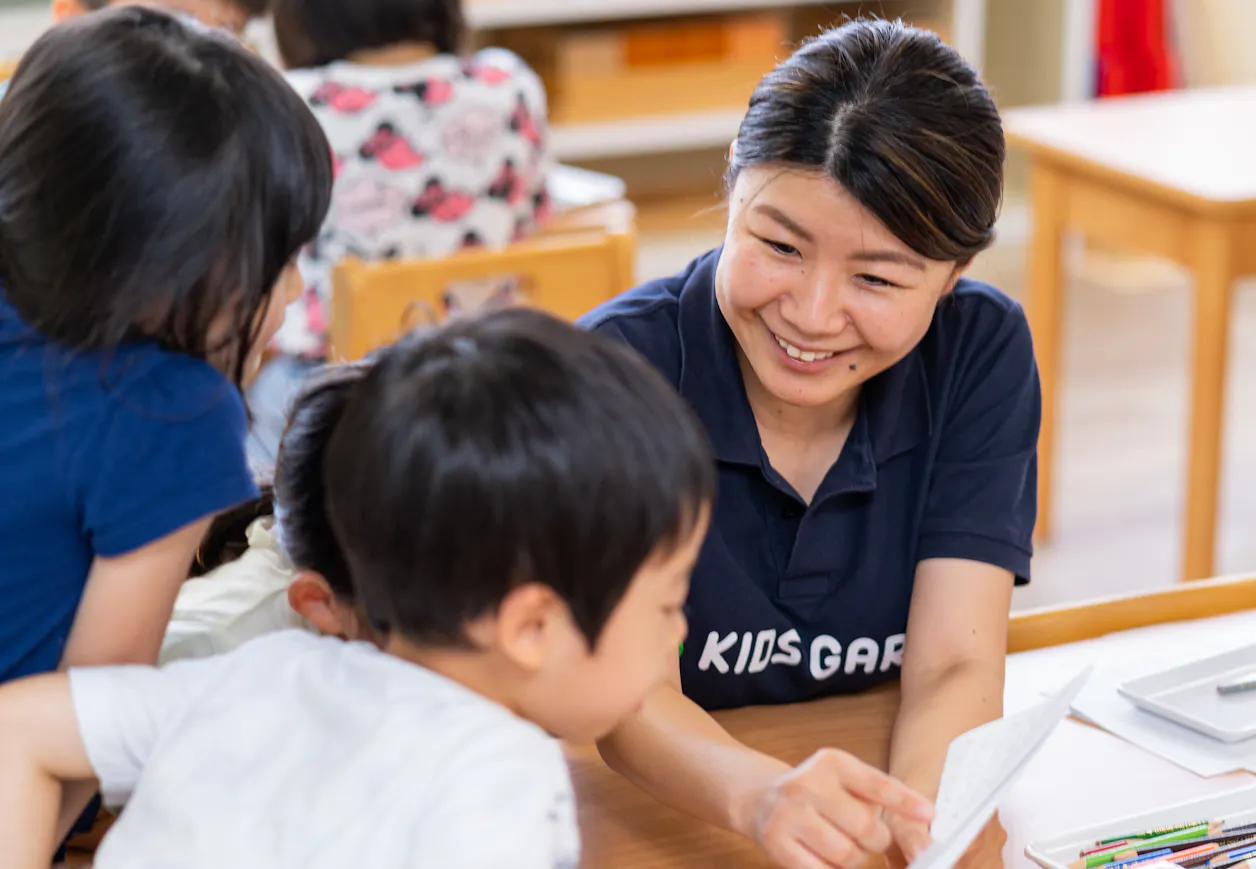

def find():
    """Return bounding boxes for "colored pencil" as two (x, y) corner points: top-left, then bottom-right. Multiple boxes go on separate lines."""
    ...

(1077, 828), (1214, 868)
(1114, 844), (1216, 865)
(1180, 841), (1256, 869)
(1087, 844), (1133, 857)
(1113, 848), (1174, 868)
(1212, 848), (1256, 869)
(1100, 824), (1216, 847)
(1209, 853), (1256, 869)
(1138, 832), (1256, 857)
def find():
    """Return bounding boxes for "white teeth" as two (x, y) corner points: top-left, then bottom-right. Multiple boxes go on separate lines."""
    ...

(775, 334), (834, 363)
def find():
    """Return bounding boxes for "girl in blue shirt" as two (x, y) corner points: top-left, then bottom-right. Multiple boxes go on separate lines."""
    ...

(0, 6), (331, 688)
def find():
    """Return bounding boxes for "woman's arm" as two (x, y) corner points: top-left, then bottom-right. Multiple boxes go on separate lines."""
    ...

(884, 557), (1014, 864)
(60, 518), (213, 670)
(0, 674), (96, 869)
(598, 658), (934, 869)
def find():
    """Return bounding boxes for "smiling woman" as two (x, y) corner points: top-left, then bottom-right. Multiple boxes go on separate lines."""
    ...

(578, 17), (1037, 869)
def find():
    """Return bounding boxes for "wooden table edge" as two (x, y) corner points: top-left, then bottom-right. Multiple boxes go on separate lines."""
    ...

(1008, 572), (1256, 653)
(1004, 132), (1256, 220)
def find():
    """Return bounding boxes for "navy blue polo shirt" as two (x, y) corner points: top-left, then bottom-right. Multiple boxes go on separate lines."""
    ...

(578, 249), (1039, 711)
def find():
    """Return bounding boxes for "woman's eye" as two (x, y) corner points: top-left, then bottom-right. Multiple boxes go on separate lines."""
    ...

(857, 273), (895, 289)
(760, 237), (799, 257)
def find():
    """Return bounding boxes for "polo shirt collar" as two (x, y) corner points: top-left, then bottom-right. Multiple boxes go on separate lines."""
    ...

(674, 248), (933, 484)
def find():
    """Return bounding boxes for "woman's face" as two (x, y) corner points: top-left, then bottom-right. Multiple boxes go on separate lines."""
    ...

(717, 165), (963, 412)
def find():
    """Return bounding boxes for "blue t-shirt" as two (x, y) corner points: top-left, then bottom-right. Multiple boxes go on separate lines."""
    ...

(0, 288), (257, 681)
(579, 249), (1040, 710)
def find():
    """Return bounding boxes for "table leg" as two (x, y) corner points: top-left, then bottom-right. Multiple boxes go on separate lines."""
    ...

(1026, 161), (1067, 542)
(1183, 219), (1235, 581)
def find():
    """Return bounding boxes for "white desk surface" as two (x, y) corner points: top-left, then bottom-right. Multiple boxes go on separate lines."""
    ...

(1002, 609), (1256, 866)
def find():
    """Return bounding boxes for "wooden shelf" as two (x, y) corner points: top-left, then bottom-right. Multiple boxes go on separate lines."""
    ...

(550, 108), (743, 161)
(468, 0), (832, 29)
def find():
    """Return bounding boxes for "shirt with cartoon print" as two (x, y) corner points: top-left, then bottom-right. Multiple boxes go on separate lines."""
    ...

(276, 49), (551, 359)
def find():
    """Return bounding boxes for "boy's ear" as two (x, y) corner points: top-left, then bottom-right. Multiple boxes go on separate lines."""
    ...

(472, 583), (568, 672)
(288, 572), (349, 638)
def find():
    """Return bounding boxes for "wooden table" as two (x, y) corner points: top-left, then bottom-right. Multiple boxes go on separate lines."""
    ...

(65, 576), (1256, 868)
(572, 574), (1256, 867)
(1003, 87), (1256, 580)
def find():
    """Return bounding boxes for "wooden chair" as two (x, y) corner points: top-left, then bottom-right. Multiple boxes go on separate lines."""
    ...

(0, 59), (18, 82)
(330, 221), (637, 361)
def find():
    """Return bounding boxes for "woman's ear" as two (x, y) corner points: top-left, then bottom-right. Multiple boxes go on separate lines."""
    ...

(288, 571), (349, 638)
(943, 259), (972, 296)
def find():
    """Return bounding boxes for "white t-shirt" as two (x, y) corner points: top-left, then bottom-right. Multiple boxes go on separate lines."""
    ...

(70, 631), (581, 869)
(159, 518), (306, 665)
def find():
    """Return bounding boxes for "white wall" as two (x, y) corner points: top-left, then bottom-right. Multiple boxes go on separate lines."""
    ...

(0, 3), (277, 63)
(0, 4), (50, 59)
(1172, 0), (1256, 87)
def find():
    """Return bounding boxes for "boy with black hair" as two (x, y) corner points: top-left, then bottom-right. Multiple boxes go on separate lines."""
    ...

(0, 309), (722, 868)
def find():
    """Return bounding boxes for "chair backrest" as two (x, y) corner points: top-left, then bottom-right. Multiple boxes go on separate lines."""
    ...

(0, 58), (18, 82)
(330, 225), (636, 361)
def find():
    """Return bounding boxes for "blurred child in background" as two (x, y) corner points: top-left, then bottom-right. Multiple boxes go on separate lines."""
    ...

(248, 0), (552, 465)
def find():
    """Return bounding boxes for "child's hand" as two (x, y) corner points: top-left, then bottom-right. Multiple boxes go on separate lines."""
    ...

(746, 748), (934, 869)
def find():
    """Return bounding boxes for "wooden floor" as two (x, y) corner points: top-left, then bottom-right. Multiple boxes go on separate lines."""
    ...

(636, 210), (1256, 610)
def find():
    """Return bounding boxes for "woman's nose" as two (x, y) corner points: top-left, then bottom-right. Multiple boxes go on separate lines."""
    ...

(784, 271), (850, 336)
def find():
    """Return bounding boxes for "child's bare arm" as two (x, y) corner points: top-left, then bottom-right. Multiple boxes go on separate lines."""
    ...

(61, 517), (213, 669)
(0, 674), (96, 869)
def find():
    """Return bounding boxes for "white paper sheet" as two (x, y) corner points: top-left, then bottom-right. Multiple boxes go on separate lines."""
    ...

(546, 164), (627, 211)
(1070, 666), (1256, 777)
(906, 668), (1092, 869)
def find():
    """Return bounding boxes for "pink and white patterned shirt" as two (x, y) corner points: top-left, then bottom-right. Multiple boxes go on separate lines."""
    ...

(274, 48), (550, 358)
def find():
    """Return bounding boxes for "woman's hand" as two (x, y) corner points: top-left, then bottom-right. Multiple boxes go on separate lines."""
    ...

(744, 748), (934, 869)
(884, 814), (1007, 869)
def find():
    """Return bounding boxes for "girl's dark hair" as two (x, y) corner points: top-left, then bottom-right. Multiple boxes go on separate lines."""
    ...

(191, 362), (370, 599)
(323, 308), (716, 649)
(81, 0), (273, 15)
(271, 362), (371, 599)
(190, 486), (276, 576)
(273, 0), (466, 70)
(729, 18), (1004, 263)
(0, 7), (332, 386)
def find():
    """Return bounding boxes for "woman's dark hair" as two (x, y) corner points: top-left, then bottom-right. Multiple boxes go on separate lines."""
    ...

(324, 309), (716, 649)
(273, 0), (466, 70)
(0, 7), (333, 386)
(729, 18), (1004, 263)
(191, 362), (370, 598)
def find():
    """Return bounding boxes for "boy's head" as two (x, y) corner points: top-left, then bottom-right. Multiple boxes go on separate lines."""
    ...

(190, 360), (374, 639)
(323, 309), (715, 742)
(52, 0), (268, 36)
(275, 361), (374, 642)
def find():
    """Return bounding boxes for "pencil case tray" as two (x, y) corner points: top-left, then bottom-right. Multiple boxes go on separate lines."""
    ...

(1118, 645), (1256, 743)
(1025, 786), (1256, 869)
